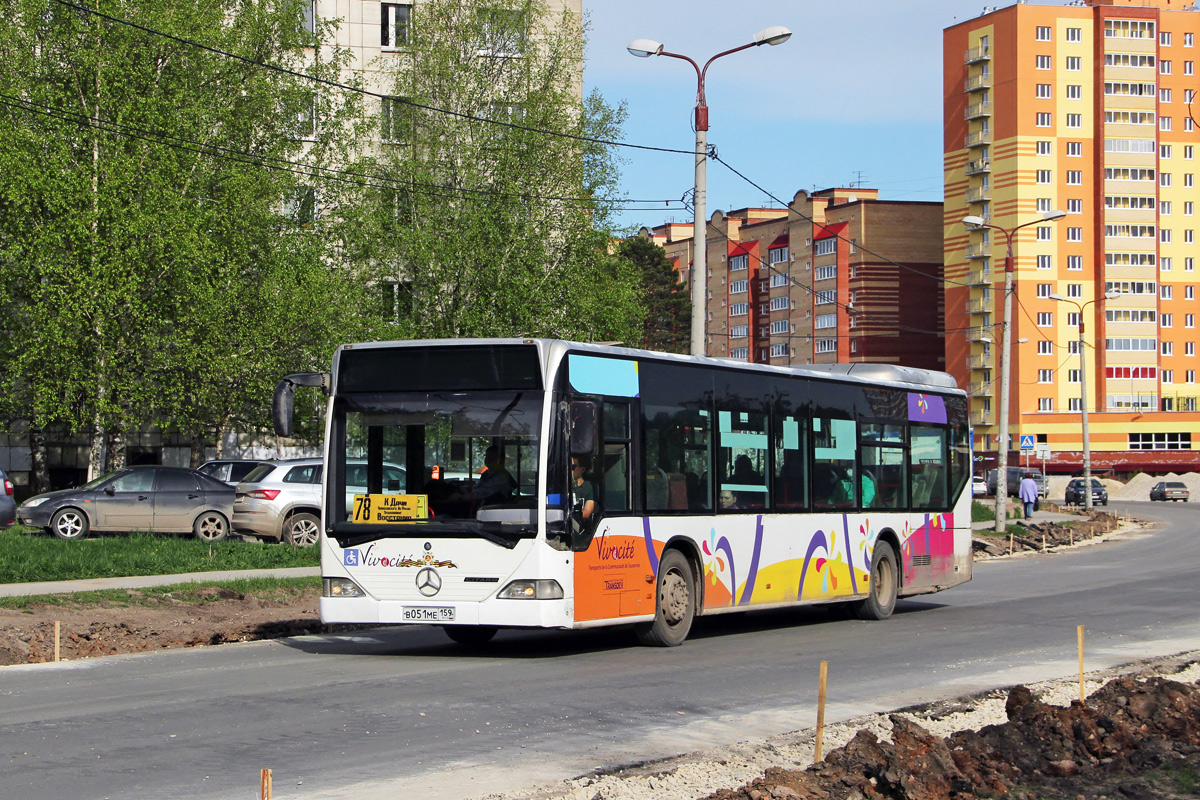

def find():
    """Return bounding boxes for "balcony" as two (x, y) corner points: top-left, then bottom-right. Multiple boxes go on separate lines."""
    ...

(966, 296), (992, 314)
(966, 269), (991, 285)
(967, 352), (994, 369)
(970, 409), (992, 427)
(964, 45), (991, 64)
(964, 243), (991, 259)
(965, 101), (992, 120)
(965, 158), (991, 176)
(964, 130), (992, 148)
(967, 382), (990, 397)
(965, 186), (991, 204)
(964, 72), (992, 92)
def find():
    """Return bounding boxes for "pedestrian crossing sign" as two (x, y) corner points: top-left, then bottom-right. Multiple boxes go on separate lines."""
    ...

(1019, 435), (1035, 450)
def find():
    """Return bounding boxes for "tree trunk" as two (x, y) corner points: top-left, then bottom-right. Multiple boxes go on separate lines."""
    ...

(105, 429), (126, 471)
(29, 427), (50, 494)
(88, 425), (106, 481)
(190, 434), (206, 468)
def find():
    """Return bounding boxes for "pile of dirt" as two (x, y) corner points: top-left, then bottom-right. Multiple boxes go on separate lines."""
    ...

(0, 585), (332, 666)
(705, 674), (1200, 800)
(973, 511), (1123, 557)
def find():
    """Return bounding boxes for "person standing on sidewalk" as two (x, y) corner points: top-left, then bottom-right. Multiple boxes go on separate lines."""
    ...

(1019, 473), (1039, 520)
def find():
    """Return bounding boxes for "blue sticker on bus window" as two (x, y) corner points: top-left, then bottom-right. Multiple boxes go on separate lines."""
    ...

(783, 418), (800, 450)
(568, 355), (640, 397)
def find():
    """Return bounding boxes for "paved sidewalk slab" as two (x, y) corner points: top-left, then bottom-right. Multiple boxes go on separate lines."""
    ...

(0, 566), (320, 598)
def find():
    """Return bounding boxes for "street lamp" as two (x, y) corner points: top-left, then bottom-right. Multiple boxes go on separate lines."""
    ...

(628, 27), (793, 357)
(962, 210), (1065, 533)
(1049, 290), (1123, 511)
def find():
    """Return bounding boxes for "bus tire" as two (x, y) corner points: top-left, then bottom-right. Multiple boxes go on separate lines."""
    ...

(444, 625), (497, 646)
(853, 541), (897, 621)
(284, 513), (320, 547)
(635, 549), (696, 647)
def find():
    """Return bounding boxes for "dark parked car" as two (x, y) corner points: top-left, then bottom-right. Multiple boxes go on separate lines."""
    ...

(1064, 477), (1107, 507)
(1149, 481), (1190, 502)
(0, 467), (15, 530)
(198, 459), (275, 486)
(17, 466), (234, 541)
(986, 467), (1047, 498)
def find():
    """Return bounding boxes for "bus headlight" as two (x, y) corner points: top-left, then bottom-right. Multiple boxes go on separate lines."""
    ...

(323, 578), (365, 598)
(498, 579), (564, 600)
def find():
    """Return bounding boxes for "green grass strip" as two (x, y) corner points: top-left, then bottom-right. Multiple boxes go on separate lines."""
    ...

(0, 528), (319, 584)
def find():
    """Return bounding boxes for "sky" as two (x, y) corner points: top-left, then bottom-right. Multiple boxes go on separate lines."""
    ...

(582, 0), (997, 232)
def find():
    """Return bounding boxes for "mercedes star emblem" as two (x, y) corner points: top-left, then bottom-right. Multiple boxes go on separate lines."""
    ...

(416, 567), (442, 597)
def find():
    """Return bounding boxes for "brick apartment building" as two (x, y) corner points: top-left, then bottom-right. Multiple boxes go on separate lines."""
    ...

(641, 188), (944, 371)
(945, 0), (1200, 474)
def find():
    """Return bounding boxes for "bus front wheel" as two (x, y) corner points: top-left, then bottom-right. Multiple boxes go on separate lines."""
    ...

(853, 541), (898, 621)
(636, 549), (696, 647)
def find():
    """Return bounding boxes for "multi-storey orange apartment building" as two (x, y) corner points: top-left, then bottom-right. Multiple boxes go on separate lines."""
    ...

(641, 188), (944, 370)
(945, 0), (1200, 475)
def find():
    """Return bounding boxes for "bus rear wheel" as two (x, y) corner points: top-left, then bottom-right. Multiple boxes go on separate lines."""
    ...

(853, 541), (898, 621)
(443, 625), (497, 646)
(635, 549), (696, 647)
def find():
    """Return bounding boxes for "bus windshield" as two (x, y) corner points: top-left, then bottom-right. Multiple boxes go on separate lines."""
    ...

(330, 390), (541, 542)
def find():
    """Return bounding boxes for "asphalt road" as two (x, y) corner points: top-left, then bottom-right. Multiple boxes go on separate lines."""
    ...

(2, 500), (1198, 800)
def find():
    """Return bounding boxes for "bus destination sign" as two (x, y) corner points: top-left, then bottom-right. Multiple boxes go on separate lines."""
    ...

(352, 494), (429, 524)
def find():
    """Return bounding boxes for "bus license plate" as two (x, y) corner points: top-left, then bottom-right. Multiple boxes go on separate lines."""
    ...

(403, 606), (455, 622)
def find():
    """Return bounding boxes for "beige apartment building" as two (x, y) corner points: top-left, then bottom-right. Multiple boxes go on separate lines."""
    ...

(642, 188), (945, 370)
(945, 0), (1200, 474)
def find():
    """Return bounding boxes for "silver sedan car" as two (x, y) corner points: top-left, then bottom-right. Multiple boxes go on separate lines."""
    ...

(17, 466), (234, 541)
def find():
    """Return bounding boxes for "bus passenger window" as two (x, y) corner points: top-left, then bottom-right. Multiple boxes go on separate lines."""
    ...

(910, 426), (948, 510)
(718, 410), (767, 510)
(602, 402), (631, 512)
(812, 417), (856, 510)
(773, 415), (806, 510)
(644, 404), (711, 512)
(860, 424), (906, 510)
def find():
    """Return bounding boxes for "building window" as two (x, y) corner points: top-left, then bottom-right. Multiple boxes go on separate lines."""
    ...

(1036, 54), (1052, 69)
(1038, 369), (1054, 384)
(381, 3), (412, 48)
(1067, 227), (1082, 242)
(815, 313), (837, 330)
(1162, 173), (1173, 187)
(815, 339), (837, 354)
(1164, 285), (1174, 300)
(815, 264), (837, 281)
(1162, 229), (1173, 244)
(1037, 169), (1052, 184)
(1036, 83), (1052, 99)
(1162, 59), (1173, 74)
(1038, 340), (1053, 355)
(1067, 255), (1083, 271)
(1066, 84), (1082, 100)
(1036, 112), (1052, 127)
(1037, 283), (1052, 298)
(1163, 313), (1174, 328)
(769, 247), (788, 264)
(380, 96), (409, 143)
(1164, 370), (1174, 384)
(1163, 201), (1174, 215)
(1188, 61), (1196, 75)
(1037, 140), (1052, 155)
(1067, 27), (1082, 42)
(1161, 88), (1174, 103)
(1036, 26), (1052, 41)
(1162, 31), (1174, 46)
(1037, 312), (1053, 326)
(1161, 116), (1174, 131)
(729, 254), (749, 271)
(1038, 398), (1054, 412)
(1129, 433), (1192, 450)
(1066, 113), (1082, 128)
(1066, 56), (1082, 71)
(1163, 257), (1173, 272)
(730, 302), (748, 316)
(730, 325), (749, 339)
(1163, 341), (1175, 356)
(1190, 343), (1198, 357)
(1187, 32), (1195, 47)
(302, 0), (316, 33)
(1037, 198), (1052, 212)
(1188, 174), (1196, 188)
(815, 289), (836, 305)
(1068, 369), (1081, 384)
(770, 296), (789, 311)
(1163, 144), (1174, 160)
(1067, 170), (1083, 185)
(1067, 141), (1082, 156)
(1037, 226), (1052, 241)
(730, 279), (748, 294)
(1038, 255), (1053, 270)
(1067, 199), (1083, 214)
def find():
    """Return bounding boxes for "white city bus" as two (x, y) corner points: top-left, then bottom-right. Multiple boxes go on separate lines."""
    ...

(273, 339), (973, 647)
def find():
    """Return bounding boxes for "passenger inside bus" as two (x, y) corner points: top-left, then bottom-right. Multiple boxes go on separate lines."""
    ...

(473, 445), (517, 507)
(571, 455), (596, 519)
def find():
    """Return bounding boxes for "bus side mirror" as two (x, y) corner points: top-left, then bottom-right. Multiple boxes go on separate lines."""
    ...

(569, 401), (598, 456)
(273, 373), (329, 438)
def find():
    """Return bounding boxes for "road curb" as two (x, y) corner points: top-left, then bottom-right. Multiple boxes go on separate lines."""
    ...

(0, 566), (321, 598)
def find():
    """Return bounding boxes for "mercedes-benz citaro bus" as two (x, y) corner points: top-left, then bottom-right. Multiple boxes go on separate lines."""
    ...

(272, 339), (973, 647)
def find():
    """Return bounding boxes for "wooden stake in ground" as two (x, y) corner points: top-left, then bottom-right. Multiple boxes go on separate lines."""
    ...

(261, 768), (272, 800)
(1078, 625), (1086, 704)
(814, 661), (828, 763)
(54, 620), (60, 663)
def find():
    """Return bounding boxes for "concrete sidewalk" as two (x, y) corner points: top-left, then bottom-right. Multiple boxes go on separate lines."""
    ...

(971, 507), (1080, 530)
(0, 566), (321, 598)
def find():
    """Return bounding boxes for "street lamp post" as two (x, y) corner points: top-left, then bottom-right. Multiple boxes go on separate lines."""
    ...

(1049, 290), (1122, 512)
(628, 27), (792, 357)
(962, 210), (1065, 533)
